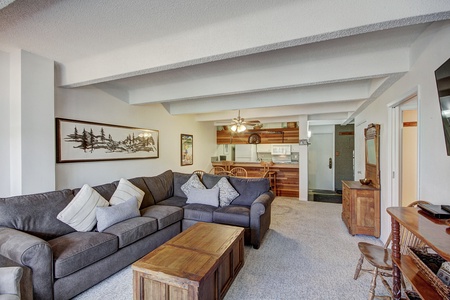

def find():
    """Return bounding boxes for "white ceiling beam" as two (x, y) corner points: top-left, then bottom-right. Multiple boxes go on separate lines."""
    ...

(127, 39), (410, 105)
(55, 2), (450, 87)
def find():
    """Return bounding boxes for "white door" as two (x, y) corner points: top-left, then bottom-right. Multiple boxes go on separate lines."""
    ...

(308, 133), (334, 190)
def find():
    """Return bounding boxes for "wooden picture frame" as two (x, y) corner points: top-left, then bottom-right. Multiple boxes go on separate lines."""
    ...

(364, 123), (380, 188)
(181, 134), (193, 166)
(56, 118), (159, 163)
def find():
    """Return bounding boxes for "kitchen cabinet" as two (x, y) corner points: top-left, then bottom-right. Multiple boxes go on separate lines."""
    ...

(271, 144), (291, 155)
(216, 128), (299, 144)
(342, 180), (380, 237)
(235, 144), (257, 162)
(256, 144), (271, 152)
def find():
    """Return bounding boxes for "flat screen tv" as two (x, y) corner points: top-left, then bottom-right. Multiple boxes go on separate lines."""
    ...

(435, 58), (450, 156)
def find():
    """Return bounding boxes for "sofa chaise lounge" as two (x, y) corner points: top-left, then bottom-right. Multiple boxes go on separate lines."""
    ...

(0, 170), (274, 300)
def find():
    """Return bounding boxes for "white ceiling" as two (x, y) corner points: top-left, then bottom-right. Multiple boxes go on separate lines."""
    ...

(1, 0), (450, 125)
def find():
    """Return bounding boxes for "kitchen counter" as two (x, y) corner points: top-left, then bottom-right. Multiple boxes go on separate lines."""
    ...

(212, 162), (299, 197)
(213, 162), (298, 168)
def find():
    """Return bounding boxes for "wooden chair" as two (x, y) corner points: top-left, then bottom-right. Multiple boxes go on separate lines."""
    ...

(353, 200), (431, 300)
(192, 170), (205, 179)
(209, 167), (229, 175)
(229, 167), (247, 177)
(222, 161), (234, 171)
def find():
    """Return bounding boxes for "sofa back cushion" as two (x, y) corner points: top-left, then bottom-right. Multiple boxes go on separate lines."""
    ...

(143, 170), (174, 203)
(113, 177), (155, 209)
(202, 173), (227, 189)
(0, 189), (76, 240)
(73, 183), (117, 200)
(228, 177), (271, 206)
(173, 172), (193, 197)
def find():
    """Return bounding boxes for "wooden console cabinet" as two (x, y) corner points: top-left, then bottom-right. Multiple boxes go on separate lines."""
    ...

(342, 180), (380, 237)
(387, 207), (450, 300)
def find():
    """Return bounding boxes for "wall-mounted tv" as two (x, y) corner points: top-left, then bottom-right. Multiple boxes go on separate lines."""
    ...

(434, 58), (450, 156)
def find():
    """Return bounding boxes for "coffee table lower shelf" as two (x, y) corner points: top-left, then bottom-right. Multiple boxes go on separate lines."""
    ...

(132, 222), (244, 300)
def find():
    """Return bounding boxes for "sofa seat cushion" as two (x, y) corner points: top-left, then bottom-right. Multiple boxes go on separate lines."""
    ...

(49, 232), (118, 279)
(213, 205), (250, 227)
(183, 204), (216, 222)
(157, 196), (187, 207)
(102, 217), (158, 248)
(140, 205), (183, 230)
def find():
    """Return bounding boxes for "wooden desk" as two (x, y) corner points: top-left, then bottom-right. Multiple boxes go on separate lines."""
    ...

(132, 222), (244, 300)
(387, 207), (450, 300)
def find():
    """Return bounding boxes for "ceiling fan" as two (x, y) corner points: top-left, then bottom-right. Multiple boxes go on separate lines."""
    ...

(229, 110), (261, 132)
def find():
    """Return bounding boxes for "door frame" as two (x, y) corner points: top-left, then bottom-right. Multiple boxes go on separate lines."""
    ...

(388, 86), (420, 207)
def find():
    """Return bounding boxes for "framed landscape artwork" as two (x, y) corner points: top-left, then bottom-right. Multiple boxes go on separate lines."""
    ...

(181, 134), (193, 166)
(56, 118), (159, 163)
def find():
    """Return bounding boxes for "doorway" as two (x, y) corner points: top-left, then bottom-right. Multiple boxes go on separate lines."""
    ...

(400, 103), (418, 206)
(389, 92), (419, 207)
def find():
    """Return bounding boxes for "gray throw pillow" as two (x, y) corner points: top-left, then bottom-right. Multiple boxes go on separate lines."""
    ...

(186, 188), (219, 207)
(181, 174), (206, 196)
(96, 196), (140, 232)
(213, 177), (239, 207)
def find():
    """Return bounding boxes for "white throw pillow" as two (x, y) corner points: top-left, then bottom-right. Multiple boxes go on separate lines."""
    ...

(186, 188), (219, 207)
(110, 178), (145, 208)
(96, 196), (140, 232)
(213, 177), (239, 207)
(57, 184), (109, 232)
(181, 174), (206, 197)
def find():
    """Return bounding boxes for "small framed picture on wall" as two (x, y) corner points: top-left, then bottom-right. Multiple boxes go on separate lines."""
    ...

(181, 134), (193, 166)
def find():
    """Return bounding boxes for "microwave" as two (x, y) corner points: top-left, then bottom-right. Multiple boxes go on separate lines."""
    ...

(271, 145), (291, 155)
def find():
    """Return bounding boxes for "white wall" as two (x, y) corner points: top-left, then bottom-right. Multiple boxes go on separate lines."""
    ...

(354, 20), (450, 242)
(55, 86), (216, 189)
(1, 50), (55, 197)
(0, 51), (10, 196)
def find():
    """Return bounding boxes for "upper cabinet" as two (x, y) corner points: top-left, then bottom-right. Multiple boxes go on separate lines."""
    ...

(216, 127), (299, 144)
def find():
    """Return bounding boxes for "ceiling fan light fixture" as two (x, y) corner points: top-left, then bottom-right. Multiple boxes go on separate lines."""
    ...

(230, 123), (247, 132)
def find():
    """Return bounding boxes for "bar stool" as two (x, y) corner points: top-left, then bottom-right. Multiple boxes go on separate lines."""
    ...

(260, 161), (277, 196)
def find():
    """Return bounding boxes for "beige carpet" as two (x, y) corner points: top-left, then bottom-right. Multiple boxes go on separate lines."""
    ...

(73, 197), (390, 300)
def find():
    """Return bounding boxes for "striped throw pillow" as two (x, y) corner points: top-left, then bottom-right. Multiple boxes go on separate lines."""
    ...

(57, 184), (109, 232)
(110, 178), (145, 208)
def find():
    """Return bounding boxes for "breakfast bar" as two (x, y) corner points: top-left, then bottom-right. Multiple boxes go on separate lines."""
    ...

(212, 162), (299, 197)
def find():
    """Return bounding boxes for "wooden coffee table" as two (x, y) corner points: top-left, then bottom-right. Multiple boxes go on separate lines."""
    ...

(132, 222), (245, 300)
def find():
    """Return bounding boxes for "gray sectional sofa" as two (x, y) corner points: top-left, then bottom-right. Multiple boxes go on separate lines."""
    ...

(0, 170), (274, 300)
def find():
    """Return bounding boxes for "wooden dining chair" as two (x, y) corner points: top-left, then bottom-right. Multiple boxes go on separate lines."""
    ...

(209, 167), (229, 175)
(353, 200), (431, 300)
(192, 170), (205, 179)
(229, 167), (247, 177)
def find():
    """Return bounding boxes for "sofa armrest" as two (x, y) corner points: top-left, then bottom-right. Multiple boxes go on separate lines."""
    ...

(250, 192), (274, 216)
(250, 191), (275, 249)
(0, 227), (53, 300)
